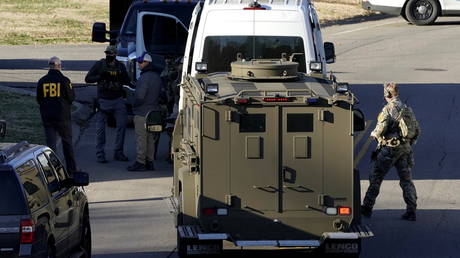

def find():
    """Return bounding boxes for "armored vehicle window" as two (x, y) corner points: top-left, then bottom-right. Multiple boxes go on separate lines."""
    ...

(142, 15), (188, 55)
(37, 154), (59, 194)
(0, 169), (28, 215)
(287, 114), (314, 132)
(203, 36), (306, 73)
(240, 114), (266, 133)
(17, 160), (49, 212)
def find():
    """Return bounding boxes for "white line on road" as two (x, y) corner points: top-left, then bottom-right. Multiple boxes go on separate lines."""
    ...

(330, 21), (401, 36)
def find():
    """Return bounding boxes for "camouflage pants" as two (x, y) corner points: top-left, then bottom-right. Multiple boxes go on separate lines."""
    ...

(363, 145), (417, 212)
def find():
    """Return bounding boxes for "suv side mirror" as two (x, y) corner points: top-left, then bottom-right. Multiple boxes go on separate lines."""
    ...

(0, 120), (6, 138)
(92, 22), (109, 43)
(72, 172), (90, 186)
(324, 42), (336, 64)
(354, 109), (366, 132)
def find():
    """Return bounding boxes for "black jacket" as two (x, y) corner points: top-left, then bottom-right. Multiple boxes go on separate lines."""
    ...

(85, 59), (131, 100)
(36, 69), (75, 123)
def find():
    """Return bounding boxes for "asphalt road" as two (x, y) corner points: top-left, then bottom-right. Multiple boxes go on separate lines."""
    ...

(1, 15), (460, 258)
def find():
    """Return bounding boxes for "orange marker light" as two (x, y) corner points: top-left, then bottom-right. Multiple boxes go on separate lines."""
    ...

(338, 207), (351, 215)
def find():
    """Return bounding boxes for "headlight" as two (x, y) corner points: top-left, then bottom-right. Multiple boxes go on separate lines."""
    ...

(309, 62), (322, 72)
(336, 83), (349, 93)
(195, 62), (208, 73)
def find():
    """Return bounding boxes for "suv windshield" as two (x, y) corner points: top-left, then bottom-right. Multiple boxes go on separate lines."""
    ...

(202, 36), (306, 73)
(0, 170), (28, 215)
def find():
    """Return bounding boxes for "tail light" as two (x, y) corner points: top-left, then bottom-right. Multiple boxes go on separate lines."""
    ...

(202, 208), (228, 216)
(20, 219), (35, 244)
(338, 207), (351, 216)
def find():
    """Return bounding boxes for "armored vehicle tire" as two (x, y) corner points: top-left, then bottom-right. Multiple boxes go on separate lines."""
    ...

(404, 0), (439, 25)
(353, 169), (361, 225)
(176, 229), (188, 258)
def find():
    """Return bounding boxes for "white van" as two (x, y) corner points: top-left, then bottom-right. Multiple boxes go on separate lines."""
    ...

(180, 0), (336, 108)
(362, 0), (460, 25)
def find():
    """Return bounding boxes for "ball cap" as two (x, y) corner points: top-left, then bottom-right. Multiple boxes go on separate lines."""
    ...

(104, 45), (117, 55)
(136, 52), (152, 63)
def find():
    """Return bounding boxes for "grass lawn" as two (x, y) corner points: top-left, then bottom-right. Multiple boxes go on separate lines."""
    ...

(0, 0), (108, 45)
(0, 90), (45, 145)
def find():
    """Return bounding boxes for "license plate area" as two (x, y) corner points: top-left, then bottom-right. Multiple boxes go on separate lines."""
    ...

(186, 243), (221, 255)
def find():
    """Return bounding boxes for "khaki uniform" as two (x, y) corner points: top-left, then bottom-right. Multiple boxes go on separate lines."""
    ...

(363, 97), (418, 212)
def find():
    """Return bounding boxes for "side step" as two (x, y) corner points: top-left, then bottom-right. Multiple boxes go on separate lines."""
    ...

(349, 224), (374, 238)
(178, 225), (228, 240)
(165, 196), (178, 215)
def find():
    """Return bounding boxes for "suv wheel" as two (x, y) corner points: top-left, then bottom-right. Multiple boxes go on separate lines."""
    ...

(80, 214), (92, 258)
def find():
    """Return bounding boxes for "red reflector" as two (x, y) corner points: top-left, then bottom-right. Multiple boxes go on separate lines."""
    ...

(243, 7), (266, 10)
(338, 207), (351, 215)
(237, 98), (250, 104)
(202, 208), (216, 215)
(263, 97), (292, 102)
(20, 219), (35, 244)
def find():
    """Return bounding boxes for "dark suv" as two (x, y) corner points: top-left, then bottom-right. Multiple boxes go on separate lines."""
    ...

(0, 142), (91, 258)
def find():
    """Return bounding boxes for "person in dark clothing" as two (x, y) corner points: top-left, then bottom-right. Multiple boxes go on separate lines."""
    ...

(85, 45), (131, 163)
(36, 56), (77, 173)
(127, 53), (163, 171)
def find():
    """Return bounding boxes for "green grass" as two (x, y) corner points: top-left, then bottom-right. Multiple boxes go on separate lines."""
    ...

(0, 90), (45, 145)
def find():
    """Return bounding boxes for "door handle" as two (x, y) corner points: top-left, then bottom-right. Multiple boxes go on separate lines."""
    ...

(54, 208), (59, 215)
(67, 200), (73, 207)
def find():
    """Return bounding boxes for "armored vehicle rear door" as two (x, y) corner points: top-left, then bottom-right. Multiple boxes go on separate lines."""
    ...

(230, 107), (279, 211)
(281, 107), (324, 211)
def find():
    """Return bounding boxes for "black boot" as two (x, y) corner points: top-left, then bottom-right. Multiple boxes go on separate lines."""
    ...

(401, 211), (416, 221)
(127, 161), (146, 171)
(361, 205), (372, 218)
(145, 161), (155, 171)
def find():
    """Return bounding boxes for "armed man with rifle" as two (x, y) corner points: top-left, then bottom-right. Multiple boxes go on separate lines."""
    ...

(362, 82), (420, 221)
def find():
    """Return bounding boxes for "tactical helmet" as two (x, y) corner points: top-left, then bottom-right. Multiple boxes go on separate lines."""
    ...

(105, 45), (117, 55)
(384, 82), (398, 98)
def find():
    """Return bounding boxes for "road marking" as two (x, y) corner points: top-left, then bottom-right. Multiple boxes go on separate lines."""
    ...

(354, 120), (373, 148)
(330, 21), (401, 36)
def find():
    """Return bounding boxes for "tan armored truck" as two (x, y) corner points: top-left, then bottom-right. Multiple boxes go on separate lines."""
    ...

(170, 0), (373, 257)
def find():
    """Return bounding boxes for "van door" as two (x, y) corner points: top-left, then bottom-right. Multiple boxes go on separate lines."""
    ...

(281, 107), (323, 211)
(136, 11), (189, 78)
(230, 107), (279, 212)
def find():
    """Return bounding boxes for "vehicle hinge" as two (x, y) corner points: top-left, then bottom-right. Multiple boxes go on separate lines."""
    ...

(318, 194), (325, 206)
(225, 195), (235, 206)
(225, 110), (240, 122)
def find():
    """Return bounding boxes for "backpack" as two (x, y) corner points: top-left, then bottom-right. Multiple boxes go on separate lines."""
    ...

(397, 104), (420, 143)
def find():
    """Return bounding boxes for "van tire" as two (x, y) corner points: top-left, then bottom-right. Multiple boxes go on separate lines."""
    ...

(405, 0), (439, 25)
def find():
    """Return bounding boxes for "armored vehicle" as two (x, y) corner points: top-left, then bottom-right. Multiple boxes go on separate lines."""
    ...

(171, 0), (373, 257)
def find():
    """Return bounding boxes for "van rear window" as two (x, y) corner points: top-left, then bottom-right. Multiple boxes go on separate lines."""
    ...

(0, 170), (28, 215)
